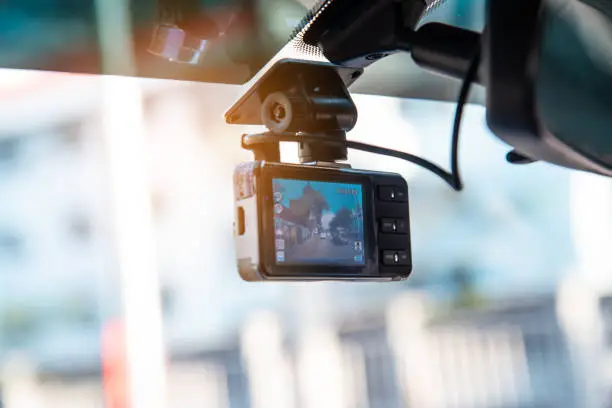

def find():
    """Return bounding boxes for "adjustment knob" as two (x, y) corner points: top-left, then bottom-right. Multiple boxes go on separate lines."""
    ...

(261, 92), (309, 133)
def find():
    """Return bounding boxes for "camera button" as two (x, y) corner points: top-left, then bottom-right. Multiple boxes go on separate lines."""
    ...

(378, 186), (396, 201)
(381, 219), (398, 233)
(382, 251), (396, 265)
(237, 207), (246, 236)
(380, 218), (408, 234)
(382, 250), (410, 266)
(378, 186), (407, 202)
(396, 219), (408, 233)
(394, 188), (407, 202)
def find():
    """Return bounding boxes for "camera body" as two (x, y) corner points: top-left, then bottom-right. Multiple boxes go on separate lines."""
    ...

(233, 161), (412, 281)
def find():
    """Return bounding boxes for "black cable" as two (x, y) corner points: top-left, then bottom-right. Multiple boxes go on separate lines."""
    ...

(246, 132), (457, 188)
(345, 139), (455, 186)
(450, 46), (482, 191)
(348, 44), (481, 191)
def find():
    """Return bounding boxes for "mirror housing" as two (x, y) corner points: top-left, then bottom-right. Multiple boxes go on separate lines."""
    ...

(486, 0), (612, 176)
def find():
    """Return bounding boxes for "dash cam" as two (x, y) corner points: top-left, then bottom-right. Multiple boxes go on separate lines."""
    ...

(227, 59), (412, 282)
(233, 161), (411, 281)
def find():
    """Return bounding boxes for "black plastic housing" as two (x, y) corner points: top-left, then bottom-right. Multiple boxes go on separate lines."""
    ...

(411, 23), (482, 84)
(299, 0), (427, 68)
(233, 161), (412, 282)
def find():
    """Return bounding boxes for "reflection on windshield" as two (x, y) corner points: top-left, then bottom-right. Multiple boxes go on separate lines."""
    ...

(0, 0), (306, 83)
(0, 0), (489, 101)
(0, 69), (608, 408)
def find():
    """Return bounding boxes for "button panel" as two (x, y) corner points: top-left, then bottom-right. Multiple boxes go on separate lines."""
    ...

(374, 178), (411, 275)
(382, 250), (410, 266)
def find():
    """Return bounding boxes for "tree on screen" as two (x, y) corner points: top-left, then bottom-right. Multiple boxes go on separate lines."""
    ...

(329, 208), (354, 232)
(289, 184), (329, 229)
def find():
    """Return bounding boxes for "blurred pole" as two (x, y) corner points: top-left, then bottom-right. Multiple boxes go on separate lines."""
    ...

(564, 172), (612, 408)
(95, 1), (167, 408)
(294, 286), (347, 408)
(569, 172), (612, 286)
(241, 311), (297, 408)
(1, 355), (42, 408)
(385, 293), (440, 407)
(94, 0), (136, 75)
(100, 77), (167, 408)
(557, 276), (603, 408)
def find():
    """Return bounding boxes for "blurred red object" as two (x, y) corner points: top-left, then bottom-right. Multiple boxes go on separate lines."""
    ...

(101, 320), (129, 408)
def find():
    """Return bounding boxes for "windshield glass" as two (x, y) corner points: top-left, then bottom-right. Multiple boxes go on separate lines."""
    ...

(0, 2), (608, 408)
(0, 68), (603, 408)
(0, 0), (486, 101)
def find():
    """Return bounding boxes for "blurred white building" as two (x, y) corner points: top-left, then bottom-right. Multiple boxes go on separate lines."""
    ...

(0, 72), (246, 360)
(0, 68), (605, 408)
(0, 74), (109, 370)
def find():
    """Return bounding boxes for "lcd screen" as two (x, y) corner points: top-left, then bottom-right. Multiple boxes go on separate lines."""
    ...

(272, 178), (366, 266)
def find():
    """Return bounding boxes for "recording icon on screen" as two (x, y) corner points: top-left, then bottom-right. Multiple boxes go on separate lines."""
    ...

(276, 238), (285, 250)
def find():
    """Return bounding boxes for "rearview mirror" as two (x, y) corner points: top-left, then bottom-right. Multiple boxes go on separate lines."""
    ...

(485, 0), (612, 177)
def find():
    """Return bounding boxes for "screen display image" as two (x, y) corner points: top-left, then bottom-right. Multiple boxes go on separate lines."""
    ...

(272, 178), (366, 266)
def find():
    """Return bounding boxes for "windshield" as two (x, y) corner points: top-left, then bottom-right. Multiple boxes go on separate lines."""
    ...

(0, 0), (486, 101)
(0, 2), (609, 408)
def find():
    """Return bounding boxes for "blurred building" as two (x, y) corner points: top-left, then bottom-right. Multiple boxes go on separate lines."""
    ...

(0, 68), (602, 408)
(0, 74), (109, 372)
(0, 0), (609, 407)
